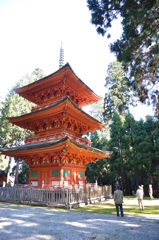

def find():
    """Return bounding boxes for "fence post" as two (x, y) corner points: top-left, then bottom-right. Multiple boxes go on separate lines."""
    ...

(89, 187), (91, 204)
(47, 187), (48, 204)
(67, 188), (69, 209)
(77, 189), (79, 205)
(30, 188), (32, 203)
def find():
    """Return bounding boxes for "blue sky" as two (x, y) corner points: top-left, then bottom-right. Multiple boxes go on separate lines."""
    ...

(0, 0), (153, 119)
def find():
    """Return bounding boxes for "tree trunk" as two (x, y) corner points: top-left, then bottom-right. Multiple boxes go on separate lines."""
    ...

(123, 172), (127, 195)
(15, 161), (19, 185)
(124, 174), (129, 196)
(128, 178), (132, 195)
(6, 157), (12, 187)
(135, 172), (138, 188)
(148, 172), (151, 184)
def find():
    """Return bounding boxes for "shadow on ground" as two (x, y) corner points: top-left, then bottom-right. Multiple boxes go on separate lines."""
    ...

(0, 202), (159, 240)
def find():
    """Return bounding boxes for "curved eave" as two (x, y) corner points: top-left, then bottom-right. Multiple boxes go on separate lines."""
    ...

(7, 96), (105, 130)
(0, 136), (111, 159)
(68, 138), (111, 159)
(14, 63), (101, 104)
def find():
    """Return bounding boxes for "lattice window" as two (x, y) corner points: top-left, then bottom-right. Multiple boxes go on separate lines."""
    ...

(64, 170), (69, 177)
(79, 171), (83, 177)
(32, 171), (37, 177)
(52, 170), (59, 177)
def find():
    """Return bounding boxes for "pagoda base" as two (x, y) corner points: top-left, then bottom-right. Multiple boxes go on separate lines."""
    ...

(29, 164), (86, 189)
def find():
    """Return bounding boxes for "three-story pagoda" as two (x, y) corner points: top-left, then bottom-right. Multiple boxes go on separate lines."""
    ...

(0, 63), (110, 188)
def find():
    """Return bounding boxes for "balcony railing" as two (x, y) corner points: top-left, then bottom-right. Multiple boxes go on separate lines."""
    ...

(25, 131), (91, 146)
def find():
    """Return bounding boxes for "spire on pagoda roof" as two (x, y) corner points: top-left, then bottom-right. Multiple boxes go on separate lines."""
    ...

(59, 42), (64, 69)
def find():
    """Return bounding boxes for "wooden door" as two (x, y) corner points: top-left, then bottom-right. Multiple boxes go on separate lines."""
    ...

(41, 171), (49, 187)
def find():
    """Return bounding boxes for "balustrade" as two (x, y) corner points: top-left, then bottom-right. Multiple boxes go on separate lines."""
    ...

(25, 131), (91, 146)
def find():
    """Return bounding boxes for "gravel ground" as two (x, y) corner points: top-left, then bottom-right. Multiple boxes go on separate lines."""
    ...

(0, 202), (159, 240)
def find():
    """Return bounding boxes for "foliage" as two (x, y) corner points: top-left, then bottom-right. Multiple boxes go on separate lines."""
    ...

(87, 108), (159, 197)
(89, 98), (105, 122)
(85, 131), (110, 185)
(89, 98), (110, 139)
(0, 155), (8, 170)
(108, 112), (159, 196)
(122, 113), (152, 192)
(143, 115), (159, 188)
(18, 161), (29, 184)
(0, 68), (45, 182)
(10, 161), (29, 184)
(103, 61), (136, 122)
(0, 68), (45, 148)
(87, 0), (159, 113)
(107, 111), (125, 190)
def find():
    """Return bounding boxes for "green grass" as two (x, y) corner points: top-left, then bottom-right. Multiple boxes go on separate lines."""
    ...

(72, 196), (159, 216)
(1, 196), (159, 217)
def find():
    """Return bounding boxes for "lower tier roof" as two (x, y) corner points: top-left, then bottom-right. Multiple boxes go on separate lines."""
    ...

(0, 136), (110, 165)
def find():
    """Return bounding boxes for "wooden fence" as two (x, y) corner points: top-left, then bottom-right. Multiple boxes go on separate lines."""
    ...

(0, 185), (112, 209)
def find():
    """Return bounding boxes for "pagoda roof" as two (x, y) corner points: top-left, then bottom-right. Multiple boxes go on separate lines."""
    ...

(7, 96), (105, 131)
(14, 63), (101, 106)
(0, 136), (110, 161)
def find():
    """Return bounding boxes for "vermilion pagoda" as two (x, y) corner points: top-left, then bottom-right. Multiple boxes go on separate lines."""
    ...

(0, 63), (110, 187)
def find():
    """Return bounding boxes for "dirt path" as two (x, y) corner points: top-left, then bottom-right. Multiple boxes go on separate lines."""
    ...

(0, 201), (159, 240)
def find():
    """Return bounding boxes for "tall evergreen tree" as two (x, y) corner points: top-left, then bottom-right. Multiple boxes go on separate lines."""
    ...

(87, 0), (159, 113)
(144, 115), (159, 195)
(89, 98), (110, 138)
(85, 131), (110, 185)
(107, 111), (125, 191)
(123, 113), (152, 191)
(103, 61), (136, 122)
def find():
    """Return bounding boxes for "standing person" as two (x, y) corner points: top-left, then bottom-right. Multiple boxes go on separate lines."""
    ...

(149, 184), (155, 200)
(114, 184), (124, 218)
(136, 186), (144, 210)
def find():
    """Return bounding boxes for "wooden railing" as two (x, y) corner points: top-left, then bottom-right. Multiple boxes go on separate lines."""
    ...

(25, 131), (91, 146)
(14, 183), (97, 189)
(0, 185), (112, 208)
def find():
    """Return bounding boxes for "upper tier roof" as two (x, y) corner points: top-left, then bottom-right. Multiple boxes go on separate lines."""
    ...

(14, 63), (101, 107)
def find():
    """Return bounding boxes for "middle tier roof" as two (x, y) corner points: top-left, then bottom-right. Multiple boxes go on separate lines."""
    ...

(7, 96), (105, 135)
